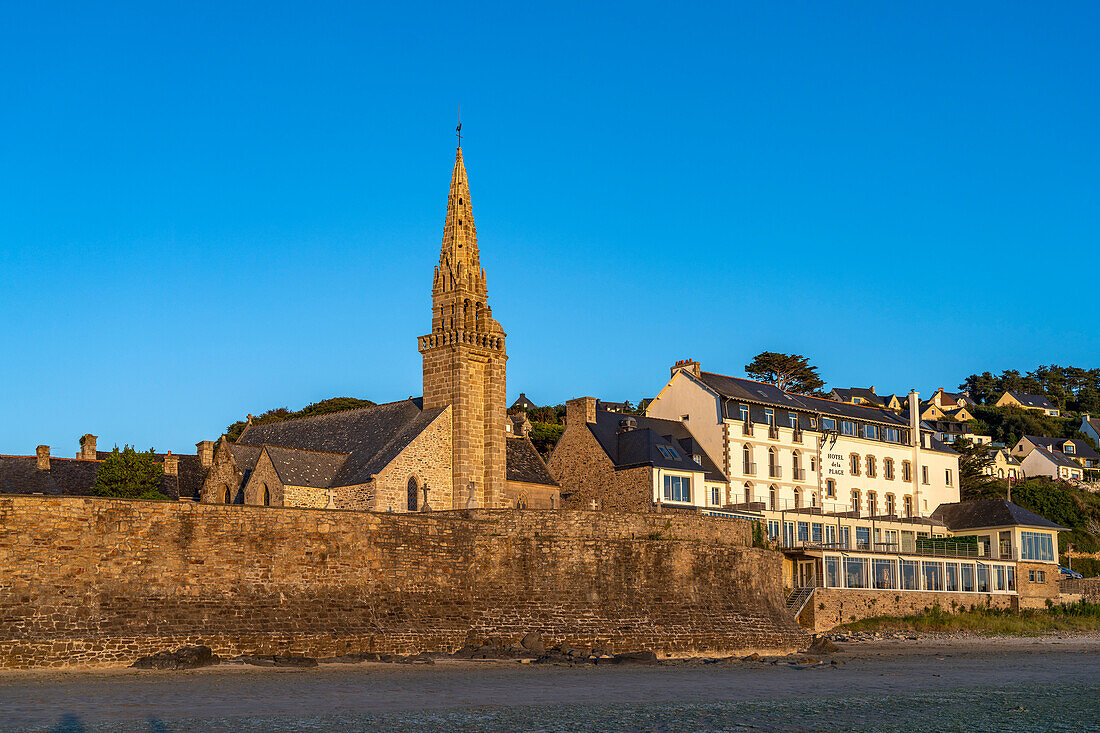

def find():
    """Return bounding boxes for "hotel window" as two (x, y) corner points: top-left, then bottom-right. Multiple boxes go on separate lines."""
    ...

(922, 561), (944, 591)
(812, 523), (823, 543)
(961, 563), (976, 592)
(856, 526), (870, 550)
(825, 525), (836, 545)
(810, 456), (816, 472)
(884, 458), (895, 480)
(901, 560), (919, 590)
(767, 520), (781, 540)
(797, 522), (809, 543)
(1021, 531), (1055, 562)
(744, 483), (752, 504)
(921, 465), (929, 484)
(764, 408), (774, 425)
(839, 526), (851, 549)
(662, 474), (691, 503)
(709, 485), (721, 506)
(743, 444), (753, 474)
(740, 404), (749, 422)
(902, 460), (912, 482)
(883, 529), (898, 550)
(825, 478), (836, 498)
(850, 454), (861, 475)
(885, 427), (900, 443)
(769, 485), (776, 510)
(862, 425), (878, 440)
(866, 456), (877, 478)
(841, 421), (857, 436)
(788, 412), (798, 428)
(903, 495), (913, 517)
(822, 417), (836, 431)
(851, 489), (861, 513)
(824, 556), (840, 587)
(873, 558), (897, 589)
(976, 563), (990, 593)
(784, 522), (795, 547)
(845, 557), (868, 589)
(885, 494), (895, 515)
(657, 445), (679, 460)
(945, 563), (959, 592)
(945, 469), (952, 486)
(793, 486), (802, 509)
(866, 491), (878, 516)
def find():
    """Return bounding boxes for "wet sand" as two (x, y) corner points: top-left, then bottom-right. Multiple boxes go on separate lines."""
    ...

(1, 636), (1098, 731)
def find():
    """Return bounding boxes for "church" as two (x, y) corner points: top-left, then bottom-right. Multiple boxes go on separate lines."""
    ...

(198, 147), (558, 512)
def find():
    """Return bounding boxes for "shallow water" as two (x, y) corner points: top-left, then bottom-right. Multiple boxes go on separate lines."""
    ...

(3, 643), (1099, 732)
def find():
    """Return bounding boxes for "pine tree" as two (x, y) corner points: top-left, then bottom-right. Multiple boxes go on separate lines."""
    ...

(91, 446), (167, 500)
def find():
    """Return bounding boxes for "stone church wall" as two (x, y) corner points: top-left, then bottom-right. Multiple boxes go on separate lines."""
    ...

(368, 407), (453, 512)
(0, 495), (805, 669)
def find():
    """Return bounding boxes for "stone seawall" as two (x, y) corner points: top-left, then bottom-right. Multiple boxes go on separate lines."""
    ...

(804, 589), (1015, 632)
(1061, 577), (1100, 602)
(0, 496), (806, 669)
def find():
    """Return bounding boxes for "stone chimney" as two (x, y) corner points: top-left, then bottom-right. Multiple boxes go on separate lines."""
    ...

(566, 397), (597, 426)
(870, 386), (876, 394)
(617, 416), (638, 434)
(36, 445), (50, 471)
(196, 440), (214, 469)
(79, 434), (97, 460)
(671, 359), (701, 378)
(163, 451), (178, 476)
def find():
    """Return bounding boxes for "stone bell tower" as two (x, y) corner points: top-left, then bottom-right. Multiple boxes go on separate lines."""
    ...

(419, 147), (507, 509)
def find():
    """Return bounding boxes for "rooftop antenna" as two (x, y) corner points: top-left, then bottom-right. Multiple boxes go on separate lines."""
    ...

(456, 106), (462, 147)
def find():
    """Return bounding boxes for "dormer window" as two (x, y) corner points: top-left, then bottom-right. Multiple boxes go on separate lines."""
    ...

(692, 454), (702, 465)
(1065, 443), (1076, 454)
(740, 404), (749, 422)
(822, 418), (836, 431)
(764, 408), (774, 425)
(788, 412), (798, 428)
(657, 445), (679, 460)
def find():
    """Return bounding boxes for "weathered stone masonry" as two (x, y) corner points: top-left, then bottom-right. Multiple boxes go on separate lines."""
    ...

(0, 496), (806, 668)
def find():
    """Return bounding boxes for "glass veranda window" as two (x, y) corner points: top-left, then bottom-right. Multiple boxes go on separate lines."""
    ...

(662, 474), (690, 503)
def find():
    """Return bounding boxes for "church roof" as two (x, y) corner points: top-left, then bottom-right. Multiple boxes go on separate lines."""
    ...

(236, 399), (447, 489)
(505, 437), (558, 486)
(262, 445), (350, 488)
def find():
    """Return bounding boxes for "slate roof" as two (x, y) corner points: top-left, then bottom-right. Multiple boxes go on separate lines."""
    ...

(1022, 435), (1100, 460)
(585, 410), (727, 482)
(0, 453), (206, 500)
(1005, 392), (1056, 410)
(237, 399), (447, 488)
(505, 438), (558, 486)
(831, 387), (885, 406)
(263, 445), (350, 487)
(932, 498), (1067, 531)
(229, 444), (262, 471)
(1031, 446), (1083, 470)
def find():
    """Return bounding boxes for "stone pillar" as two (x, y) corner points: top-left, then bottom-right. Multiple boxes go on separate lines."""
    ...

(79, 434), (97, 460)
(566, 397), (597, 426)
(163, 452), (178, 476)
(36, 445), (50, 471)
(196, 440), (214, 469)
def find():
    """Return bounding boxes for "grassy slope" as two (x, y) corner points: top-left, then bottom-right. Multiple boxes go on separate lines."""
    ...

(837, 601), (1100, 635)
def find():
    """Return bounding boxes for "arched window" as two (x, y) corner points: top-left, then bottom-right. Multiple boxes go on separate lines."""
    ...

(850, 454), (861, 476)
(810, 491), (818, 508)
(222, 484), (231, 504)
(792, 450), (801, 472)
(885, 493), (896, 515)
(407, 477), (419, 512)
(768, 448), (779, 478)
(884, 458), (895, 480)
(793, 486), (802, 509)
(743, 482), (752, 504)
(903, 495), (913, 517)
(825, 478), (836, 498)
(742, 444), (753, 474)
(769, 485), (777, 510)
(851, 489), (861, 514)
(866, 456), (877, 479)
(867, 491), (877, 516)
(263, 487), (271, 507)
(516, 492), (529, 509)
(998, 468), (1005, 479)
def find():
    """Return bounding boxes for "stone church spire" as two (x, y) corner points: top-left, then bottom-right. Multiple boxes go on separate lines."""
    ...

(420, 146), (507, 509)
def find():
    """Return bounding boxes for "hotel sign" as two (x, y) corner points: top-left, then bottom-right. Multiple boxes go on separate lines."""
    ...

(826, 452), (846, 477)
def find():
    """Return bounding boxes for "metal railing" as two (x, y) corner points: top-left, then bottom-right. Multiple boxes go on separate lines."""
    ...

(792, 467), (805, 481)
(769, 464), (782, 479)
(743, 462), (757, 476)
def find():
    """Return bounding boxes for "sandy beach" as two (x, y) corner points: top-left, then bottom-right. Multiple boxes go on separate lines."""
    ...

(1, 635), (1098, 731)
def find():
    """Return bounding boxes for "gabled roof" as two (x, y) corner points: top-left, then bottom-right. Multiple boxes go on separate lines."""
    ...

(262, 445), (350, 488)
(1004, 392), (1056, 410)
(932, 498), (1067, 531)
(1030, 446), (1083, 470)
(1022, 435), (1100, 460)
(506, 438), (558, 486)
(586, 410), (726, 482)
(831, 387), (885, 406)
(237, 399), (447, 488)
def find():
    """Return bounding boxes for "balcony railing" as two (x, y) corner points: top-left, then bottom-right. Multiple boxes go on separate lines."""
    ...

(768, 424), (781, 439)
(769, 465), (782, 479)
(792, 467), (805, 481)
(779, 539), (982, 559)
(742, 420), (754, 437)
(743, 462), (757, 476)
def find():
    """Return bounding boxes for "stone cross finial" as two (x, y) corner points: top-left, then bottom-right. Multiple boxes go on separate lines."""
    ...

(420, 483), (432, 512)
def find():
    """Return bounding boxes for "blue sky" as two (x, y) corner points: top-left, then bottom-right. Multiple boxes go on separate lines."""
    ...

(1, 2), (1097, 454)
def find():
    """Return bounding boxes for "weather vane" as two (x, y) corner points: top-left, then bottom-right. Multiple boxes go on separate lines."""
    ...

(456, 105), (462, 146)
